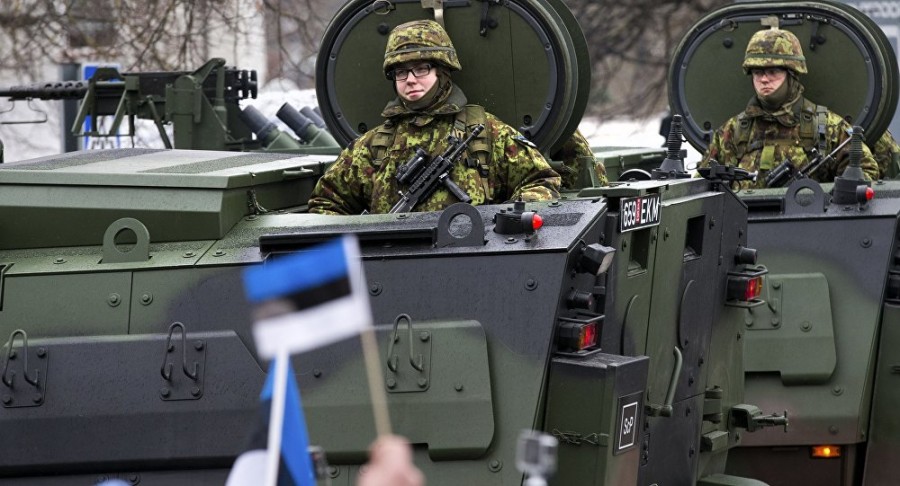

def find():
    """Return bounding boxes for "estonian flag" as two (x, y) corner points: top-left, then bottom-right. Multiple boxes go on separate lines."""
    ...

(226, 361), (316, 486)
(242, 235), (373, 359)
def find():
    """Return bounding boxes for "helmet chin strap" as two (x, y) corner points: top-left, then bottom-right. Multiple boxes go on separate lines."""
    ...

(421, 0), (445, 28)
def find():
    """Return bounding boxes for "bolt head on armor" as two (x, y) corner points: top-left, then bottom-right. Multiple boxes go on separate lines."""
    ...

(742, 27), (808, 75)
(383, 19), (462, 77)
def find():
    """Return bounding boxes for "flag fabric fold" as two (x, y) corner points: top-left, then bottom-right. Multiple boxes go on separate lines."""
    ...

(226, 361), (316, 486)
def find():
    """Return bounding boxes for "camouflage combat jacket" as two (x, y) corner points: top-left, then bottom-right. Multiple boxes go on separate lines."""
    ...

(701, 95), (879, 188)
(308, 85), (560, 215)
(872, 130), (900, 179)
(552, 129), (609, 189)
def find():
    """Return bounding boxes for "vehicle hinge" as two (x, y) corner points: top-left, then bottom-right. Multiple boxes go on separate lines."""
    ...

(159, 322), (206, 401)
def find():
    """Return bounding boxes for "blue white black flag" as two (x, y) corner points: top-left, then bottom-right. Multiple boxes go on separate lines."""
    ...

(225, 361), (316, 486)
(243, 235), (373, 358)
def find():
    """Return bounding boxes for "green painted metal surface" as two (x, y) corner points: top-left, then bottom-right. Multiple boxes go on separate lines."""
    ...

(742, 273), (837, 385)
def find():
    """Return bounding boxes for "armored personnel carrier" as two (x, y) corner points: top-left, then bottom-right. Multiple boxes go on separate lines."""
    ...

(0, 0), (801, 485)
(670, 1), (900, 484)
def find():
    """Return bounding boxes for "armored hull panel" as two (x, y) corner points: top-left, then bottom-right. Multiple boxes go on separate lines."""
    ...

(724, 181), (900, 485)
(0, 147), (757, 485)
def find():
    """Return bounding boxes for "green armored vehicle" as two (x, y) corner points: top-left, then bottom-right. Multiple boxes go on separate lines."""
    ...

(670, 1), (900, 484)
(0, 1), (803, 485)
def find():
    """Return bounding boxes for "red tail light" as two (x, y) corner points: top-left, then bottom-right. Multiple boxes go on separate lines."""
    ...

(557, 315), (602, 353)
(726, 268), (767, 302)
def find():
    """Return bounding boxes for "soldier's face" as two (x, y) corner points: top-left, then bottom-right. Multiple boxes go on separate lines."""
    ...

(751, 67), (787, 97)
(394, 63), (438, 102)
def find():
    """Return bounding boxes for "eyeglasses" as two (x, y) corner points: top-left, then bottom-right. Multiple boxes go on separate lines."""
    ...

(750, 67), (786, 78)
(390, 64), (433, 81)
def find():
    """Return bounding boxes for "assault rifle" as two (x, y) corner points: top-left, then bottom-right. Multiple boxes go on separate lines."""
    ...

(389, 124), (484, 213)
(764, 136), (852, 188)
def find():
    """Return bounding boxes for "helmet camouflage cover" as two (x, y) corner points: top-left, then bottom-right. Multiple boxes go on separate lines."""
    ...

(742, 27), (808, 74)
(383, 19), (462, 76)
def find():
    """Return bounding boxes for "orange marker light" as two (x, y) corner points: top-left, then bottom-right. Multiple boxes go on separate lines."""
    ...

(811, 445), (841, 458)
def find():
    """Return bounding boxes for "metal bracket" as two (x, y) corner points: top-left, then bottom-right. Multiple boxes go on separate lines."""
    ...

(385, 314), (432, 393)
(102, 218), (151, 263)
(1, 329), (49, 408)
(436, 202), (485, 248)
(730, 404), (788, 433)
(421, 0), (445, 27)
(784, 178), (827, 215)
(247, 188), (270, 215)
(159, 322), (206, 401)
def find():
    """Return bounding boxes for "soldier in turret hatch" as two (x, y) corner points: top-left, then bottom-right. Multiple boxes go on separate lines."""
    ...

(308, 19), (560, 215)
(699, 26), (879, 187)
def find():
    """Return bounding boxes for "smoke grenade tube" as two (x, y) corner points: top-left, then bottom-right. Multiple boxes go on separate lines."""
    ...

(276, 103), (314, 142)
(239, 105), (277, 141)
(301, 106), (327, 129)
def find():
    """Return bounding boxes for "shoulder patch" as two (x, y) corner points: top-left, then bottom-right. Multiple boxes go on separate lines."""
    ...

(513, 135), (537, 149)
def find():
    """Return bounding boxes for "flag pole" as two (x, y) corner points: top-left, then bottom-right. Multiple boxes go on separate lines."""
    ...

(360, 327), (392, 436)
(264, 349), (290, 486)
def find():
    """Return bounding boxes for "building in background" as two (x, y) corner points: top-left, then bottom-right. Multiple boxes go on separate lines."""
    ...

(0, 0), (267, 161)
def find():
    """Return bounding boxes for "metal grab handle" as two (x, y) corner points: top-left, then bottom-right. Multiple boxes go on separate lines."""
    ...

(1, 329), (40, 387)
(647, 347), (683, 417)
(661, 347), (683, 415)
(161, 322), (199, 381)
(386, 314), (424, 372)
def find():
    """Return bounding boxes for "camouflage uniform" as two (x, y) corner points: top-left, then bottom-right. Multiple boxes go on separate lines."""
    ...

(702, 95), (879, 187)
(700, 27), (878, 188)
(872, 130), (900, 179)
(552, 129), (609, 189)
(308, 19), (559, 215)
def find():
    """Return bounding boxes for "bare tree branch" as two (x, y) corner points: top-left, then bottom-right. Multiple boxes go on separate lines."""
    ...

(0, 0), (726, 120)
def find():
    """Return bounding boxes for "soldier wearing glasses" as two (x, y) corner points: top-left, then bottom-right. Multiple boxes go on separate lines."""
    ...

(700, 27), (879, 187)
(309, 19), (560, 215)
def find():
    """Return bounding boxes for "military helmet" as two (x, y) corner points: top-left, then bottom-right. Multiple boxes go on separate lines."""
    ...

(742, 28), (808, 74)
(383, 19), (462, 77)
